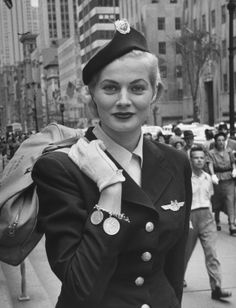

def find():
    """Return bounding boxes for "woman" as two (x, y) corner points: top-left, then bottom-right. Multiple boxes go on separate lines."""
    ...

(155, 132), (166, 144)
(173, 140), (185, 151)
(208, 132), (236, 235)
(32, 19), (192, 308)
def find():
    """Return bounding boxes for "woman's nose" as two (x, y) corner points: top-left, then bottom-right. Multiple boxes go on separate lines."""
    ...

(116, 89), (131, 106)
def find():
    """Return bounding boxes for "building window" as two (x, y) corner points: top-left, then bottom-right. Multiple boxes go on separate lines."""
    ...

(175, 17), (181, 30)
(176, 43), (181, 54)
(202, 14), (206, 31)
(170, 0), (177, 3)
(223, 73), (227, 92)
(159, 42), (166, 54)
(152, 0), (159, 3)
(222, 40), (227, 58)
(211, 10), (216, 28)
(176, 65), (182, 78)
(221, 5), (226, 24)
(177, 89), (183, 99)
(160, 65), (167, 78)
(193, 18), (197, 31)
(158, 17), (165, 30)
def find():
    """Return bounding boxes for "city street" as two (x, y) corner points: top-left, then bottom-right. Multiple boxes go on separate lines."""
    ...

(0, 212), (235, 308)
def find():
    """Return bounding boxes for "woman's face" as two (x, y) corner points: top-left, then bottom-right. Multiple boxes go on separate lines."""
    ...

(216, 135), (225, 150)
(175, 142), (183, 150)
(91, 56), (155, 139)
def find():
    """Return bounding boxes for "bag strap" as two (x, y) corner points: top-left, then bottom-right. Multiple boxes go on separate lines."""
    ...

(43, 136), (79, 154)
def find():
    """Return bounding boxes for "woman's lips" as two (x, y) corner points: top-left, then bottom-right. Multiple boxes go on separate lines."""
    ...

(113, 112), (134, 119)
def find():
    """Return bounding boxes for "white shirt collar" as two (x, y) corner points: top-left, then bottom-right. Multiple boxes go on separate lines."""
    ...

(93, 124), (143, 170)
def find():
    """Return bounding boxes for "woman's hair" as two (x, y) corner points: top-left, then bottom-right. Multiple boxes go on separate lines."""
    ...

(214, 132), (226, 143)
(86, 50), (163, 117)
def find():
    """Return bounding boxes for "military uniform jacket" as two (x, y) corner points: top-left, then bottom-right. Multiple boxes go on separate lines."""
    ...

(32, 127), (192, 308)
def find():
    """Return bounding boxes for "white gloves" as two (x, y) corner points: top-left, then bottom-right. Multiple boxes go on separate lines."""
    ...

(211, 174), (219, 185)
(68, 138), (125, 192)
(232, 169), (236, 178)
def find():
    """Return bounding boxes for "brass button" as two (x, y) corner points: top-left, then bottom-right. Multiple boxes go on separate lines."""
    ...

(135, 276), (144, 286)
(145, 222), (154, 232)
(141, 251), (152, 262)
(141, 304), (150, 308)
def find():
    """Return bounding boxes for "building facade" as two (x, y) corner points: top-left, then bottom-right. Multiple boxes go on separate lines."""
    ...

(38, 0), (78, 50)
(0, 0), (39, 66)
(58, 36), (87, 128)
(183, 0), (236, 124)
(78, 0), (119, 66)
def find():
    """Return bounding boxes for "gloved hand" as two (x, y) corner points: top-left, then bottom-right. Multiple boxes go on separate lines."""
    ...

(211, 174), (219, 185)
(68, 138), (125, 191)
(232, 168), (236, 178)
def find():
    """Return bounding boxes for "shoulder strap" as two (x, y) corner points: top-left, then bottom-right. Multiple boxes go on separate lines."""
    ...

(42, 136), (79, 154)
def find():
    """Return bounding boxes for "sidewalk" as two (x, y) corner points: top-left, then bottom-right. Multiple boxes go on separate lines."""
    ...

(0, 215), (236, 308)
(183, 213), (236, 307)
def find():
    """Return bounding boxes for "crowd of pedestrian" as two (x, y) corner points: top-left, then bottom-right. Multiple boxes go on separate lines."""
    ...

(0, 131), (30, 170)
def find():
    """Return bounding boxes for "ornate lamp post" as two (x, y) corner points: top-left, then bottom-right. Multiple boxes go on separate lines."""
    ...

(60, 103), (65, 125)
(31, 82), (39, 132)
(227, 0), (236, 137)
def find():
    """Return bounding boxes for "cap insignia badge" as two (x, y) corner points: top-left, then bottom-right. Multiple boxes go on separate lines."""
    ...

(115, 19), (131, 34)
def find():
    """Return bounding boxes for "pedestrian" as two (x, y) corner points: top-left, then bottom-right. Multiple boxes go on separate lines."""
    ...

(173, 139), (185, 151)
(208, 132), (236, 235)
(32, 19), (192, 308)
(155, 132), (166, 144)
(169, 126), (184, 147)
(183, 130), (195, 157)
(218, 122), (236, 153)
(184, 146), (232, 301)
(143, 132), (153, 140)
(204, 129), (215, 151)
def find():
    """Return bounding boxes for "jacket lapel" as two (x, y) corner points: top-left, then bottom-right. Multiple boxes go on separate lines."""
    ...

(141, 139), (174, 205)
(121, 140), (174, 210)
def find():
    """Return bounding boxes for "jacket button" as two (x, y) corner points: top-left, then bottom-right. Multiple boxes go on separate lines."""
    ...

(145, 222), (154, 232)
(141, 304), (150, 308)
(135, 276), (144, 286)
(141, 251), (152, 262)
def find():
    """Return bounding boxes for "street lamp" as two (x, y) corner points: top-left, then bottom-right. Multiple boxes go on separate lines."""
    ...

(60, 103), (65, 125)
(31, 82), (39, 132)
(227, 0), (236, 137)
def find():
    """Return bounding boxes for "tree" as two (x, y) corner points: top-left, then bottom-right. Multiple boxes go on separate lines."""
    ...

(174, 28), (220, 122)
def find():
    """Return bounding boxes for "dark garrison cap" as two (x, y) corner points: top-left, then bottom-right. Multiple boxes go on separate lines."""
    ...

(82, 19), (150, 85)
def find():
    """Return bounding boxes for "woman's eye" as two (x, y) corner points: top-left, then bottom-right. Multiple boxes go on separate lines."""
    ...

(131, 85), (146, 93)
(103, 85), (118, 92)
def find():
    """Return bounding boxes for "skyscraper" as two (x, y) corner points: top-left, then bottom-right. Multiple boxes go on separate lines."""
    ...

(38, 0), (78, 50)
(78, 0), (119, 66)
(0, 0), (39, 66)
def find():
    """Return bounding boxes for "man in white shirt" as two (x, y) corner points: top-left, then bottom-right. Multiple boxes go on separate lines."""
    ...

(184, 146), (232, 301)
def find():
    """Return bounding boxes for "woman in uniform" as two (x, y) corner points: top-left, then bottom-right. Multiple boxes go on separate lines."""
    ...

(32, 19), (192, 308)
